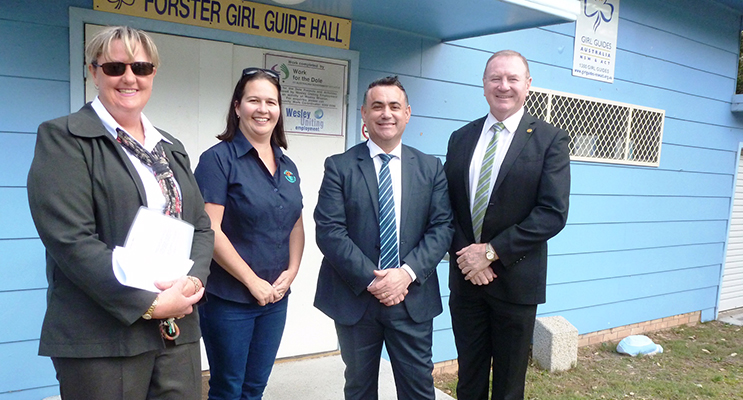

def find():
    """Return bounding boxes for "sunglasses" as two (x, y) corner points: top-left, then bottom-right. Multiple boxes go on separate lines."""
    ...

(242, 67), (280, 80)
(93, 61), (156, 76)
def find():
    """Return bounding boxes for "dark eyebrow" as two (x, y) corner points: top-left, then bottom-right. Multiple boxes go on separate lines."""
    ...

(371, 100), (403, 107)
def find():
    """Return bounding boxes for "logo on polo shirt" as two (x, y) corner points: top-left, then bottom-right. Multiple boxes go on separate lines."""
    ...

(284, 170), (297, 183)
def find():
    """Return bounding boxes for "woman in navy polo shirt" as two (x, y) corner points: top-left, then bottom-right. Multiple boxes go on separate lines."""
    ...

(194, 68), (304, 400)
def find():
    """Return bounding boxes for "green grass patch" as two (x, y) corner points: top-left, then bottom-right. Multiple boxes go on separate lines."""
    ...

(434, 321), (743, 399)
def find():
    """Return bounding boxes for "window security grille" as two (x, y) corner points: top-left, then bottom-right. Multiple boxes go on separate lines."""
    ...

(525, 87), (665, 167)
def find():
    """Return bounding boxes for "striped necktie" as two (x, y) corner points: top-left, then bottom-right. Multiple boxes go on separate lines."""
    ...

(472, 122), (505, 242)
(378, 153), (399, 270)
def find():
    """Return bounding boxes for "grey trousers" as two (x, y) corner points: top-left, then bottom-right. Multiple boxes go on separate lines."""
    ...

(52, 341), (201, 400)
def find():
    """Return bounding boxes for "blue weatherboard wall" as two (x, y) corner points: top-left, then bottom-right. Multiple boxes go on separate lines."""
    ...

(1, 1), (90, 399)
(348, 0), (743, 363)
(2, 0), (743, 397)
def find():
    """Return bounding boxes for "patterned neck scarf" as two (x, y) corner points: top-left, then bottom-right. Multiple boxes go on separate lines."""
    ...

(116, 128), (182, 219)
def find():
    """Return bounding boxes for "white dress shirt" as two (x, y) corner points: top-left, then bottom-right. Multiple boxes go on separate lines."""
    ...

(92, 96), (173, 214)
(468, 107), (526, 213)
(92, 97), (176, 276)
(367, 139), (417, 282)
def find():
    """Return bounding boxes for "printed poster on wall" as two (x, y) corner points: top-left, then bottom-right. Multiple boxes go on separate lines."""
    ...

(572, 0), (620, 83)
(265, 54), (346, 137)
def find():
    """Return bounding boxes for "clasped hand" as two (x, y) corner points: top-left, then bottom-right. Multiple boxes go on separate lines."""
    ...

(247, 270), (296, 306)
(368, 268), (411, 306)
(456, 244), (497, 286)
(151, 276), (204, 319)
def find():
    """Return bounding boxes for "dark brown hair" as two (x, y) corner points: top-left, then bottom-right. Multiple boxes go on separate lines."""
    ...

(363, 76), (409, 107)
(217, 71), (287, 149)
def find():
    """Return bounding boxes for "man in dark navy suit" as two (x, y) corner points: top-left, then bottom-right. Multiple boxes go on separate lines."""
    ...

(445, 50), (571, 400)
(314, 76), (453, 400)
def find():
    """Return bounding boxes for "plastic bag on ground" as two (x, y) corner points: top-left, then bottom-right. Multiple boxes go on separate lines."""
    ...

(616, 335), (663, 356)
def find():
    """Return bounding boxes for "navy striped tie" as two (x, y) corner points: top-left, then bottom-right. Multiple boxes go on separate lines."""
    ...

(378, 153), (399, 270)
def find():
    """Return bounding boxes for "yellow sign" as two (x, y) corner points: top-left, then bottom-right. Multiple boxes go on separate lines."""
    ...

(93, 0), (352, 49)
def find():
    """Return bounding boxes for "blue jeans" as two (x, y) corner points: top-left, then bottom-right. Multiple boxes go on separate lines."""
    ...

(200, 294), (288, 400)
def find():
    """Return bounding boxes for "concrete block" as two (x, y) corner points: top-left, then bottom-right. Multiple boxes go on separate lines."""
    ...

(532, 316), (578, 372)
(732, 94), (743, 113)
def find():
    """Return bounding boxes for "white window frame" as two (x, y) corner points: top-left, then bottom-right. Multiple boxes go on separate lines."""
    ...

(526, 87), (665, 167)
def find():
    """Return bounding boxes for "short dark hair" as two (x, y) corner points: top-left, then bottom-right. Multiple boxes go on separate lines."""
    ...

(218, 70), (288, 149)
(363, 76), (409, 106)
(483, 50), (531, 79)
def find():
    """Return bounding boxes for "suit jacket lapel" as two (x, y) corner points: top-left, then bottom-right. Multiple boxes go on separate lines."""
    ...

(70, 104), (148, 206)
(357, 144), (380, 221)
(400, 146), (414, 235)
(455, 116), (487, 242)
(492, 113), (536, 193)
(461, 117), (487, 201)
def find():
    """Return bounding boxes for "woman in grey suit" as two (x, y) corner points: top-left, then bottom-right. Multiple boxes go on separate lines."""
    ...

(26, 26), (213, 400)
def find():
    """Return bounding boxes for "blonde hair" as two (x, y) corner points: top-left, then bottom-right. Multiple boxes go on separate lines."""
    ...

(85, 26), (160, 68)
(483, 50), (530, 79)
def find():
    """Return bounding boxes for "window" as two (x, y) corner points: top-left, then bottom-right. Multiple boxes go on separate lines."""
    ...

(525, 87), (664, 167)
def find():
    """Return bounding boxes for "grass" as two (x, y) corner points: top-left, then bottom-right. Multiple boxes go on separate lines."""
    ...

(434, 321), (743, 399)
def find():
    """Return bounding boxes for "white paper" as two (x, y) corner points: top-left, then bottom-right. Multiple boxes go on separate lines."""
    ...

(113, 207), (195, 292)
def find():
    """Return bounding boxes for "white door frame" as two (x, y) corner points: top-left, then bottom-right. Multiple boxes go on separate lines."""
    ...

(717, 142), (743, 317)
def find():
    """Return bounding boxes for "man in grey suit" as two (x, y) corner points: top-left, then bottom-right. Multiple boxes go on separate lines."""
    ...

(445, 50), (571, 400)
(314, 76), (454, 400)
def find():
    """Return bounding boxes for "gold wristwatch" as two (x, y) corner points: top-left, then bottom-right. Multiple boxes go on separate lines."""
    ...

(485, 243), (496, 262)
(142, 296), (158, 320)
